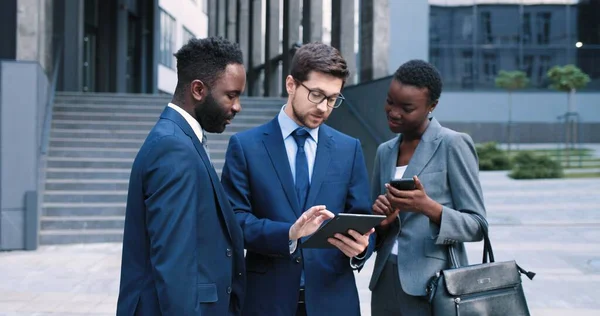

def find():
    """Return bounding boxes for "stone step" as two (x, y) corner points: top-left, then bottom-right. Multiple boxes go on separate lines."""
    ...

(40, 216), (125, 230)
(39, 229), (123, 245)
(45, 168), (131, 180)
(42, 203), (126, 216)
(48, 147), (227, 159)
(52, 112), (275, 123)
(49, 131), (235, 143)
(53, 102), (283, 111)
(45, 157), (225, 169)
(44, 167), (223, 180)
(48, 137), (232, 150)
(44, 190), (127, 203)
(45, 179), (129, 191)
(51, 120), (261, 132)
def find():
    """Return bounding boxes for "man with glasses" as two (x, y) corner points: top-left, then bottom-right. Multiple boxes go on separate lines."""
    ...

(221, 42), (374, 316)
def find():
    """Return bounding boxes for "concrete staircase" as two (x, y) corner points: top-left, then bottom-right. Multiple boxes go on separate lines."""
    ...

(41, 92), (285, 245)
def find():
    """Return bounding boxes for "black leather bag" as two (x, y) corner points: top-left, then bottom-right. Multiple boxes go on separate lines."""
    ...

(426, 213), (536, 316)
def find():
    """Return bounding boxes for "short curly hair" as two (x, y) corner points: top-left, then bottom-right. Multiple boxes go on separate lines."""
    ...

(291, 42), (349, 84)
(393, 59), (443, 104)
(174, 36), (243, 89)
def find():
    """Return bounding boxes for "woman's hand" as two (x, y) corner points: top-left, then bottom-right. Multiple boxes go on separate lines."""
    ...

(385, 175), (443, 224)
(372, 195), (399, 228)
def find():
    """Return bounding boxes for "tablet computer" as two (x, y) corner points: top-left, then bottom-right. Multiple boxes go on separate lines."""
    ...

(300, 213), (386, 249)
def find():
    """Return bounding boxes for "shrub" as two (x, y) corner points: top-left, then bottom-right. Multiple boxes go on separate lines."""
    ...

(509, 151), (563, 179)
(476, 142), (511, 171)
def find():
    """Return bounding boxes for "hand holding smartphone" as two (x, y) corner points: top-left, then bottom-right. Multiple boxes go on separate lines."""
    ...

(389, 178), (416, 191)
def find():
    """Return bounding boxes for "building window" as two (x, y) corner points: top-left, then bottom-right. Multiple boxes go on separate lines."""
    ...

(461, 51), (474, 89)
(522, 12), (532, 45)
(523, 55), (534, 78)
(483, 53), (497, 82)
(160, 9), (176, 69)
(537, 55), (551, 87)
(182, 27), (195, 45)
(536, 12), (551, 45)
(429, 1), (600, 91)
(480, 12), (493, 44)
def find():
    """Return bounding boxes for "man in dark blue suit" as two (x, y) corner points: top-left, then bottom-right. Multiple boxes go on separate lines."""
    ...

(221, 42), (375, 316)
(117, 37), (247, 316)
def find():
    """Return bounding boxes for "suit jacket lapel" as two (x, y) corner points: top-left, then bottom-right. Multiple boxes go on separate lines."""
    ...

(305, 126), (333, 210)
(383, 136), (401, 183)
(262, 118), (302, 217)
(160, 107), (237, 241)
(402, 118), (444, 179)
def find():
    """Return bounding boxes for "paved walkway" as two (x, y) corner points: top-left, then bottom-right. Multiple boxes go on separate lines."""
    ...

(1, 171), (599, 315)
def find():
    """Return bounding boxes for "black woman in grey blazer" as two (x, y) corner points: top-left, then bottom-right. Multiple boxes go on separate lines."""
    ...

(369, 60), (487, 316)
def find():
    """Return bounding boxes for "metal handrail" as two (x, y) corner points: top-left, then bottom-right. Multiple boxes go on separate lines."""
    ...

(40, 38), (63, 155)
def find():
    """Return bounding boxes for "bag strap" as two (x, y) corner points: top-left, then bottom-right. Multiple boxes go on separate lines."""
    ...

(447, 211), (536, 280)
(448, 212), (493, 268)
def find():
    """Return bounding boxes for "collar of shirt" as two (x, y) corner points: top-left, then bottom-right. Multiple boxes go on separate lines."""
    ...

(277, 104), (319, 143)
(168, 102), (205, 143)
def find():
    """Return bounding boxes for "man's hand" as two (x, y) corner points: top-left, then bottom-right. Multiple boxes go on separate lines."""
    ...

(372, 194), (399, 228)
(289, 205), (335, 241)
(327, 228), (374, 258)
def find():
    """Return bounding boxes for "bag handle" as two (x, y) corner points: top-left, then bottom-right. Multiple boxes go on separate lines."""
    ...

(448, 212), (493, 269)
(448, 211), (536, 280)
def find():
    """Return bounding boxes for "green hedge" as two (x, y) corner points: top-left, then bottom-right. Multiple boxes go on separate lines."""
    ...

(509, 151), (563, 179)
(476, 142), (512, 171)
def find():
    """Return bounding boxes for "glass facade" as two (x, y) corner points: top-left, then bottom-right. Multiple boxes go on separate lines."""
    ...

(160, 9), (176, 69)
(182, 26), (196, 45)
(429, 0), (600, 91)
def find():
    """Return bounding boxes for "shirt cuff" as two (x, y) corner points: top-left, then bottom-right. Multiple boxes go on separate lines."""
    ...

(349, 257), (362, 269)
(354, 251), (367, 260)
(289, 239), (298, 254)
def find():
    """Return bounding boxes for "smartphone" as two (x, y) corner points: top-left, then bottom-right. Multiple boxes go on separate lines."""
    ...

(389, 178), (416, 190)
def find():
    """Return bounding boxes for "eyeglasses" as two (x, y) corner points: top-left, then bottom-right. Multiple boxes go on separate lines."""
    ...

(295, 79), (345, 108)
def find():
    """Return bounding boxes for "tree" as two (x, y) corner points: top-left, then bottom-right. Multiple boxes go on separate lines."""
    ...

(547, 65), (590, 166)
(495, 70), (529, 153)
(547, 64), (590, 113)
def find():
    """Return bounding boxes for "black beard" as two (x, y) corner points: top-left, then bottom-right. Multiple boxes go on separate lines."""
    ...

(194, 93), (232, 133)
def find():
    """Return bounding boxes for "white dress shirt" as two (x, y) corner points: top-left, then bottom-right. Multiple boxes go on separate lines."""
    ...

(168, 102), (205, 144)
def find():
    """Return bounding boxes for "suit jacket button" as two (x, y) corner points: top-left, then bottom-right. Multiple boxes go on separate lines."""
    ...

(227, 287), (232, 294)
(238, 272), (242, 277)
(295, 257), (302, 264)
(226, 249), (232, 257)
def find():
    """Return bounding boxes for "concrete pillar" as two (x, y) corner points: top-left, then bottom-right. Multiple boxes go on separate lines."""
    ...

(387, 0), (429, 73)
(226, 0), (237, 42)
(0, 61), (44, 250)
(282, 0), (301, 96)
(59, 0), (84, 91)
(16, 0), (54, 73)
(247, 0), (263, 96)
(359, 0), (389, 82)
(114, 1), (128, 93)
(151, 0), (159, 93)
(264, 0), (280, 96)
(331, 0), (356, 84)
(217, 0), (226, 37)
(208, 0), (217, 37)
(302, 0), (322, 43)
(237, 0), (250, 71)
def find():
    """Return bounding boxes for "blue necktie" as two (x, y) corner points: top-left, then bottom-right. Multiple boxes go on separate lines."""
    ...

(292, 128), (310, 211)
(292, 128), (310, 287)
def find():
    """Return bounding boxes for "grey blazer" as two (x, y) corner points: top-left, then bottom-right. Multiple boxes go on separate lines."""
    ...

(368, 118), (487, 297)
